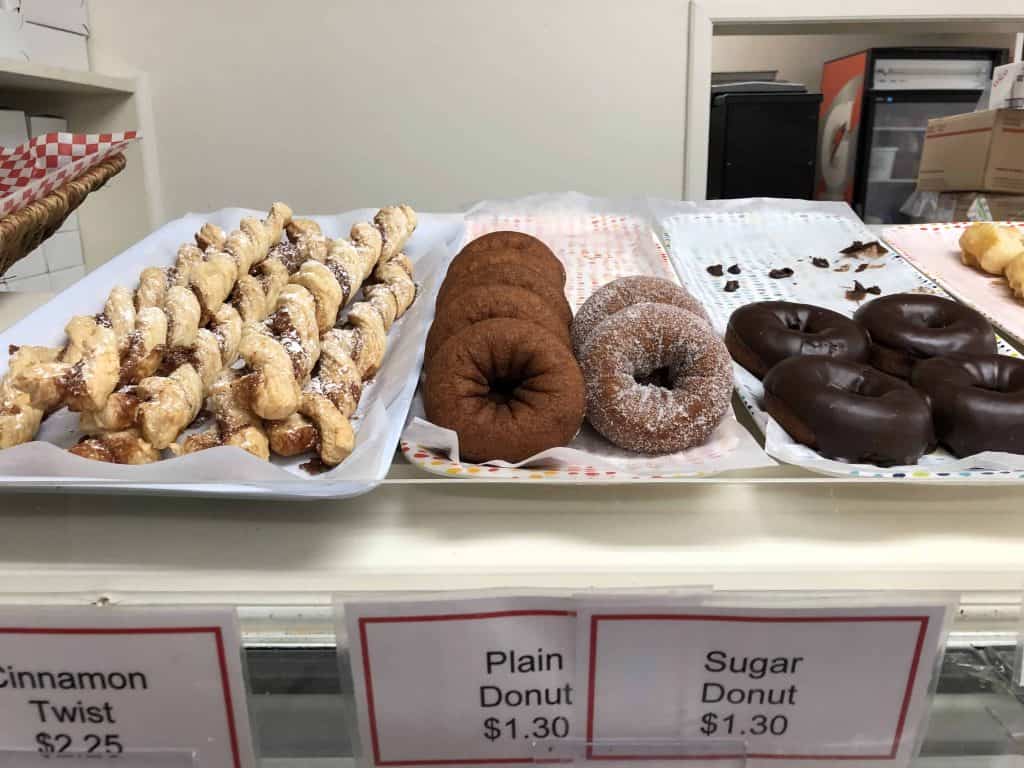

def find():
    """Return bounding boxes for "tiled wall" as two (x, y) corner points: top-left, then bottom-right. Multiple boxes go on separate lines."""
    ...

(0, 217), (85, 293)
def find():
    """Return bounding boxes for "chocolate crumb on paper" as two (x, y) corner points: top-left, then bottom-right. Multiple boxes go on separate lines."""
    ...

(812, 257), (830, 268)
(855, 263), (868, 273)
(834, 264), (851, 273)
(845, 281), (882, 302)
(707, 264), (724, 277)
(839, 240), (889, 258)
(768, 268), (794, 279)
(727, 264), (741, 275)
(724, 280), (740, 293)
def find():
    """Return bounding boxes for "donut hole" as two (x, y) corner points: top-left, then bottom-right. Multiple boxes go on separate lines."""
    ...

(486, 376), (524, 404)
(634, 365), (676, 390)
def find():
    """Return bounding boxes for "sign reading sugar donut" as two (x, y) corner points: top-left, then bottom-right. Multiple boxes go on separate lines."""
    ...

(0, 607), (254, 768)
(579, 603), (949, 768)
(344, 596), (579, 767)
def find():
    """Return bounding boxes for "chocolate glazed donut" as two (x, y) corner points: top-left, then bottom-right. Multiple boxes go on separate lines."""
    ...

(912, 354), (1024, 457)
(725, 301), (869, 379)
(424, 318), (585, 463)
(447, 231), (566, 287)
(763, 357), (935, 466)
(853, 293), (996, 379)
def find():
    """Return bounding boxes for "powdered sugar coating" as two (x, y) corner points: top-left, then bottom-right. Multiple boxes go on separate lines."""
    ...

(571, 275), (711, 356)
(580, 302), (733, 454)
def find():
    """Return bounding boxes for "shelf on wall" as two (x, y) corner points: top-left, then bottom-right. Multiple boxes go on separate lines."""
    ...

(0, 58), (135, 95)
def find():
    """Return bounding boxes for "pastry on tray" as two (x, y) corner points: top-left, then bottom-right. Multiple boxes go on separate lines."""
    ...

(723, 291), (1024, 463)
(959, 222), (1024, 276)
(0, 203), (419, 472)
(422, 232), (583, 463)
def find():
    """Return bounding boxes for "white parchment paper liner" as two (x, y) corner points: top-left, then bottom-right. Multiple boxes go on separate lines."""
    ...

(0, 208), (465, 498)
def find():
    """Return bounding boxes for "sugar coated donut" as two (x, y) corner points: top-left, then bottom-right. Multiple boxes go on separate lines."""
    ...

(423, 318), (585, 463)
(853, 293), (996, 379)
(763, 357), (935, 466)
(572, 276), (710, 357)
(579, 302), (732, 454)
(448, 231), (566, 287)
(725, 301), (869, 379)
(912, 354), (1024, 458)
(425, 284), (570, 362)
(438, 262), (572, 327)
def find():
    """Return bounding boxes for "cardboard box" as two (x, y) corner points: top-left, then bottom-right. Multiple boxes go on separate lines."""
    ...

(917, 109), (1024, 194)
(14, 0), (88, 36)
(989, 62), (1024, 109)
(0, 7), (26, 62)
(951, 192), (1024, 222)
(0, 108), (28, 147)
(22, 20), (88, 70)
(42, 229), (84, 272)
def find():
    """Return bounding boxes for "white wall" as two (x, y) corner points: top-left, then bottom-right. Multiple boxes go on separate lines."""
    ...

(87, 0), (690, 219)
(713, 28), (1018, 92)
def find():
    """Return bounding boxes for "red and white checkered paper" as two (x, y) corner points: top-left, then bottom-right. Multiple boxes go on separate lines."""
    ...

(0, 131), (140, 217)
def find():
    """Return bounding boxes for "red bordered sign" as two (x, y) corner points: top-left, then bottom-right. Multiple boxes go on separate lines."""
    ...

(0, 609), (254, 768)
(583, 611), (943, 764)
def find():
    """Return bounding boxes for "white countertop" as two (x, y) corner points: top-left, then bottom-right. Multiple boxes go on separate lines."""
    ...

(2, 290), (1024, 606)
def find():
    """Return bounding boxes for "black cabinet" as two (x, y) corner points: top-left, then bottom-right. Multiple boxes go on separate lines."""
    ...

(707, 92), (822, 200)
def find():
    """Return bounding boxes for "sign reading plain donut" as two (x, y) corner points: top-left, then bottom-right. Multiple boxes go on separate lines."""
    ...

(0, 607), (254, 768)
(579, 603), (949, 768)
(344, 596), (580, 768)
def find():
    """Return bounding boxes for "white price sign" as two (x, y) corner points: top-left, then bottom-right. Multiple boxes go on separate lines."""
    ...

(578, 604), (948, 768)
(345, 597), (577, 767)
(0, 608), (255, 768)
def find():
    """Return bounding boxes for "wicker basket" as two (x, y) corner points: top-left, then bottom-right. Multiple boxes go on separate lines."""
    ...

(0, 153), (127, 277)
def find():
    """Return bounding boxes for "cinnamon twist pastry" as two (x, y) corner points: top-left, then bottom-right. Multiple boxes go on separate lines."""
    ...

(82, 218), (318, 461)
(186, 205), (417, 464)
(1, 204), (294, 454)
(267, 249), (417, 466)
(73, 204), (292, 456)
(175, 370), (270, 460)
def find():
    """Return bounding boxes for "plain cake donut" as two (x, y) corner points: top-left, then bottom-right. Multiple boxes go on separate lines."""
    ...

(447, 231), (566, 287)
(572, 275), (710, 356)
(437, 262), (572, 328)
(424, 284), (570, 362)
(423, 318), (585, 463)
(763, 357), (935, 466)
(912, 354), (1024, 457)
(725, 301), (870, 379)
(579, 302), (732, 454)
(853, 293), (996, 379)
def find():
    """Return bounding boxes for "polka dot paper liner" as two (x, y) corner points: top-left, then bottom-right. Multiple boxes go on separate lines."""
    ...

(399, 442), (715, 482)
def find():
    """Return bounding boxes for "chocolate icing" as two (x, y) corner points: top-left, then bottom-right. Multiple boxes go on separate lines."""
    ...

(854, 293), (996, 378)
(912, 354), (1024, 457)
(725, 301), (869, 379)
(763, 357), (935, 466)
